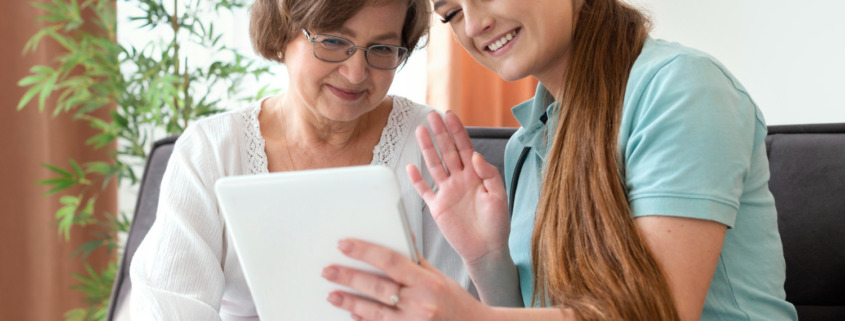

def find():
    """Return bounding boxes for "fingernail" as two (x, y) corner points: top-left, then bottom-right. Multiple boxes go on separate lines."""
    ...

(322, 267), (338, 280)
(338, 240), (353, 254)
(327, 293), (342, 306)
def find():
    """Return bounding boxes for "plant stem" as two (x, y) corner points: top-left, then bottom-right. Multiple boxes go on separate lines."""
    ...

(183, 56), (190, 130)
(171, 0), (181, 128)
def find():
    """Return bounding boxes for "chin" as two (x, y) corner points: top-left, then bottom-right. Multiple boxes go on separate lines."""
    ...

(495, 66), (530, 82)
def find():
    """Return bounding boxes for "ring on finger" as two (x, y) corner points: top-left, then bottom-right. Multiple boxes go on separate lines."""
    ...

(389, 286), (401, 307)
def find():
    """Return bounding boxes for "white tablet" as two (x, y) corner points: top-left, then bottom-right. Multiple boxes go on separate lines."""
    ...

(214, 165), (419, 321)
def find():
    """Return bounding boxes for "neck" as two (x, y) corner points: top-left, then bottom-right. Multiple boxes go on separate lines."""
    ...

(533, 50), (571, 102)
(276, 93), (383, 151)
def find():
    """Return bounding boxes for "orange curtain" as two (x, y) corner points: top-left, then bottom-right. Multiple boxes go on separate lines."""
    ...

(427, 22), (538, 128)
(0, 1), (115, 320)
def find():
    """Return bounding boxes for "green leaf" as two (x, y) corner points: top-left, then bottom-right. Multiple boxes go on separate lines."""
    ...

(85, 133), (115, 149)
(85, 161), (112, 175)
(111, 110), (128, 128)
(37, 177), (72, 186)
(31, 65), (55, 75)
(59, 195), (79, 205)
(42, 163), (73, 177)
(42, 27), (76, 52)
(63, 308), (86, 321)
(77, 197), (96, 223)
(18, 74), (46, 87)
(45, 181), (76, 196)
(56, 204), (76, 241)
(69, 159), (85, 179)
(17, 84), (42, 110)
(88, 118), (110, 130)
(71, 239), (103, 259)
(41, 72), (59, 114)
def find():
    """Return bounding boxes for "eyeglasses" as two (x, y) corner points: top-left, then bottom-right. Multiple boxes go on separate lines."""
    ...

(301, 29), (409, 70)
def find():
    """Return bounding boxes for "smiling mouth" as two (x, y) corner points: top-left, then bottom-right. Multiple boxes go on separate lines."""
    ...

(327, 85), (365, 101)
(486, 28), (520, 52)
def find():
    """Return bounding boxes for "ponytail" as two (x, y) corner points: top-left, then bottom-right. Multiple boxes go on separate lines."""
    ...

(531, 1), (680, 320)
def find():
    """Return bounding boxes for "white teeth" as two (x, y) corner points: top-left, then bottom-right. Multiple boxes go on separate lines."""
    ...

(487, 30), (518, 52)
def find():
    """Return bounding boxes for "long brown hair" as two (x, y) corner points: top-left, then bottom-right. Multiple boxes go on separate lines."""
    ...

(531, 0), (680, 320)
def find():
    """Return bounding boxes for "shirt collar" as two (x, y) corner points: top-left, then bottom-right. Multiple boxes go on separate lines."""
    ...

(511, 83), (557, 159)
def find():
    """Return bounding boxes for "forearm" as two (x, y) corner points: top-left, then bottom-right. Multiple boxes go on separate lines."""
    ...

(483, 306), (575, 321)
(465, 249), (524, 307)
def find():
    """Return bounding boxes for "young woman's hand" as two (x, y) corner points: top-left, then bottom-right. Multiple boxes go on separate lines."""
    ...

(323, 239), (490, 321)
(407, 111), (510, 266)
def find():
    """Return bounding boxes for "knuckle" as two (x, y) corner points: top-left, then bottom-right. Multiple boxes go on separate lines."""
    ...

(419, 303), (440, 320)
(372, 279), (388, 296)
(335, 267), (351, 283)
(341, 294), (358, 310)
(372, 306), (388, 321)
(423, 277), (446, 293)
(380, 253), (400, 270)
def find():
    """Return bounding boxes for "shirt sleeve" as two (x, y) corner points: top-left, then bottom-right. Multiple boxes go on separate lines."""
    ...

(129, 126), (227, 320)
(623, 55), (764, 228)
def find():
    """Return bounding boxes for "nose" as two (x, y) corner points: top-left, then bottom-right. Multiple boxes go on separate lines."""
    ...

(338, 49), (369, 85)
(463, 3), (494, 38)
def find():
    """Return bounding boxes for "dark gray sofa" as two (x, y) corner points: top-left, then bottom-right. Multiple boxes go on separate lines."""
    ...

(106, 124), (845, 320)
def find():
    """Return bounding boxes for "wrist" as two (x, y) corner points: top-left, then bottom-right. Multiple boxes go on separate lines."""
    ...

(464, 247), (524, 307)
(463, 245), (519, 292)
(465, 245), (514, 272)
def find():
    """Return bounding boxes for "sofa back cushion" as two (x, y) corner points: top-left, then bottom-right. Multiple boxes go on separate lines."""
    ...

(766, 123), (845, 320)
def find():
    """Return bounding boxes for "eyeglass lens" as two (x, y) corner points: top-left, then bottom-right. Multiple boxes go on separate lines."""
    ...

(312, 35), (408, 70)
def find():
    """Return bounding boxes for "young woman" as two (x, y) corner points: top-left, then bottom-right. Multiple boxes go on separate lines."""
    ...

(128, 0), (478, 319)
(322, 0), (798, 320)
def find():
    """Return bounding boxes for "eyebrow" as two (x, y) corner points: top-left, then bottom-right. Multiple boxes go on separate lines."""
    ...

(336, 27), (401, 44)
(433, 1), (447, 12)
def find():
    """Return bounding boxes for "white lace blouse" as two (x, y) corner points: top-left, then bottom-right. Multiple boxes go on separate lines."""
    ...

(128, 96), (474, 320)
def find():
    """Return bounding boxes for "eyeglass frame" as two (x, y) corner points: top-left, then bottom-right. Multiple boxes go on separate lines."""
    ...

(301, 29), (409, 70)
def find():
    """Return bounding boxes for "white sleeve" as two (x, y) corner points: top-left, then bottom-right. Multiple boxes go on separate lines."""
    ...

(129, 127), (226, 320)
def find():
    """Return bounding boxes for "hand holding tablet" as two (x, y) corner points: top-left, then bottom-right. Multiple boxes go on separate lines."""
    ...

(215, 165), (418, 321)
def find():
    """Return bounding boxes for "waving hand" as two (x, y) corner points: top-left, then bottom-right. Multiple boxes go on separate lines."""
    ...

(406, 111), (510, 265)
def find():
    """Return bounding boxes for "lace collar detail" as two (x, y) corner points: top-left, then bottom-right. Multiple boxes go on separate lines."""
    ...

(242, 100), (268, 175)
(241, 96), (416, 175)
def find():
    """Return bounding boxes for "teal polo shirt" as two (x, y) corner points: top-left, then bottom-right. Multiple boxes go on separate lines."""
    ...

(504, 38), (798, 320)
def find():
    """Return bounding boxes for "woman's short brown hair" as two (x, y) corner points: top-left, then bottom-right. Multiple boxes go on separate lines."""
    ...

(250, 0), (431, 63)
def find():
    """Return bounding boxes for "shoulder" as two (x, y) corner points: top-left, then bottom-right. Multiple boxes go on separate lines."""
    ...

(174, 100), (263, 156)
(185, 102), (260, 138)
(624, 38), (765, 138)
(391, 95), (438, 126)
(628, 38), (755, 104)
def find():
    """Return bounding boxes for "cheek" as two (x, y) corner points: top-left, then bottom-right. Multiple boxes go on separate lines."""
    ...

(372, 72), (396, 94)
(449, 25), (475, 53)
(453, 34), (497, 69)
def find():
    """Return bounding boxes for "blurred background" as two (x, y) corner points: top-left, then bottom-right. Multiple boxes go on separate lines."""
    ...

(2, 0), (843, 320)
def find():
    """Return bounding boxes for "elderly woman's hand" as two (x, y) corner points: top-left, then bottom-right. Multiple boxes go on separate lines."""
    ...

(322, 239), (490, 321)
(406, 111), (510, 267)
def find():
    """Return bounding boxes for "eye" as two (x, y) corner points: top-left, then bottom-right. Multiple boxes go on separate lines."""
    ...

(370, 46), (397, 56)
(440, 9), (462, 24)
(318, 37), (348, 50)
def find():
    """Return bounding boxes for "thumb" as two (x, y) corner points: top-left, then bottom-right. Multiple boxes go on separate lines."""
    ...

(472, 152), (506, 198)
(418, 255), (436, 271)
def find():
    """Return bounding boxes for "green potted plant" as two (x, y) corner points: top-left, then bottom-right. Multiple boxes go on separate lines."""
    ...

(17, 0), (274, 319)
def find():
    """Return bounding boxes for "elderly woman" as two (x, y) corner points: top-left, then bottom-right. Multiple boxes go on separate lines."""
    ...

(128, 0), (473, 319)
